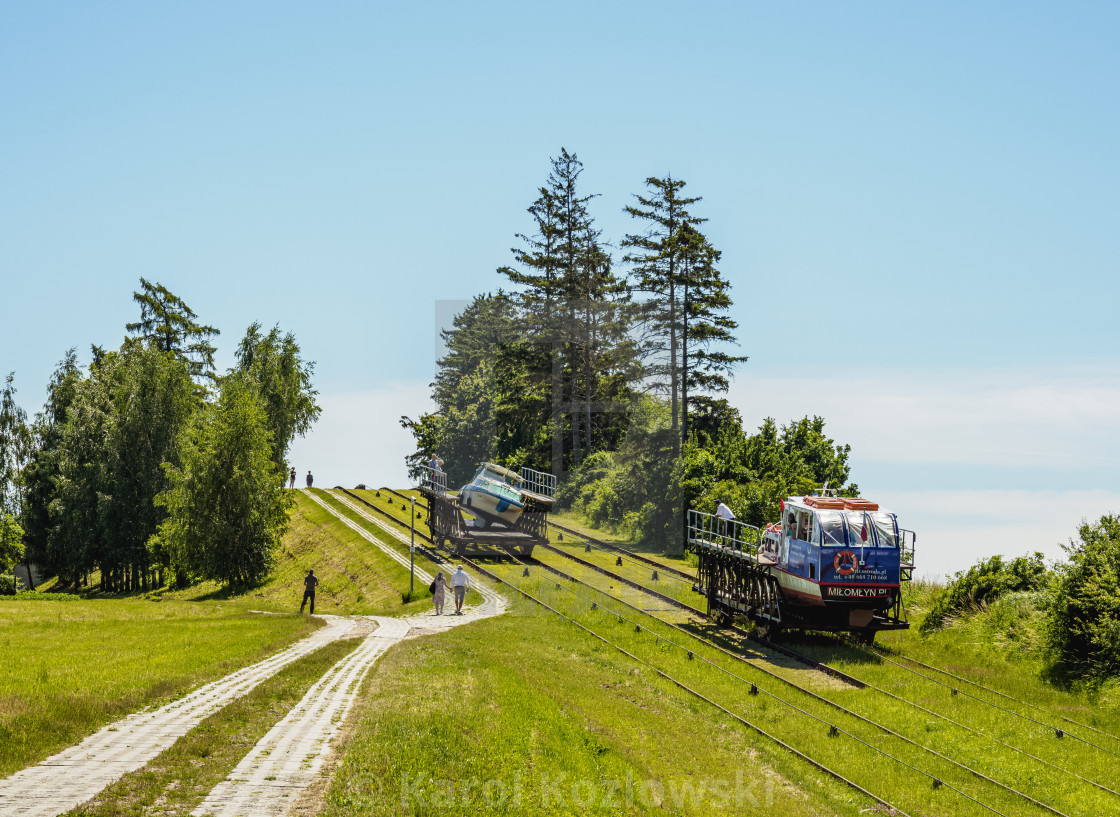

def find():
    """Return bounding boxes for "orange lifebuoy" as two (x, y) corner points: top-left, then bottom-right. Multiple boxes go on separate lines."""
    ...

(833, 550), (858, 576)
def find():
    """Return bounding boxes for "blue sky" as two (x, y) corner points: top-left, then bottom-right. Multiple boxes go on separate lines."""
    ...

(2, 3), (1118, 577)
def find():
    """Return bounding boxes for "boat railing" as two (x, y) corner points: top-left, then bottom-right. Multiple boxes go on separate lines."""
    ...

(899, 528), (917, 575)
(418, 464), (448, 494)
(687, 509), (761, 555)
(519, 467), (557, 498)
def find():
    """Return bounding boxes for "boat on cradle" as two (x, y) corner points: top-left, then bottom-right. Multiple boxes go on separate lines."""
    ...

(459, 463), (526, 527)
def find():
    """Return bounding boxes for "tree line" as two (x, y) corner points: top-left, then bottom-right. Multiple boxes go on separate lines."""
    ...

(403, 148), (857, 546)
(0, 279), (320, 592)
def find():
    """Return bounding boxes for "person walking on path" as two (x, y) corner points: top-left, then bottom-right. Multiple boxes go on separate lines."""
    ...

(451, 565), (470, 614)
(305, 470), (314, 489)
(289, 467), (296, 489)
(431, 572), (447, 615)
(300, 569), (319, 614)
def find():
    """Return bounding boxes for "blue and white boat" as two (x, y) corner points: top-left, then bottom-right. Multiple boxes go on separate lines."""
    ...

(459, 463), (526, 527)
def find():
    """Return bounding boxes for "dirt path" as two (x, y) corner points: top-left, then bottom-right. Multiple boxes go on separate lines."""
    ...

(0, 616), (363, 817)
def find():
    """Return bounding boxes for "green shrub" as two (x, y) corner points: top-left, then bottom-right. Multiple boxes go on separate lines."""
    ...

(1047, 515), (1120, 684)
(0, 574), (17, 596)
(920, 552), (1049, 633)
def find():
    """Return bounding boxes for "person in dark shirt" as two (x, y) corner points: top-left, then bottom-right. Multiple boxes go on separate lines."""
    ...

(300, 569), (319, 614)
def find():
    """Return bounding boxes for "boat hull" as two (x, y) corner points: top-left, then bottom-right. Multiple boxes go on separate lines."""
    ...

(459, 481), (524, 526)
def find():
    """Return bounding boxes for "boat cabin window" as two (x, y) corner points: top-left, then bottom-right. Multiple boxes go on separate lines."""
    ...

(871, 512), (899, 547)
(817, 511), (846, 547)
(844, 511), (872, 547)
(787, 508), (813, 543)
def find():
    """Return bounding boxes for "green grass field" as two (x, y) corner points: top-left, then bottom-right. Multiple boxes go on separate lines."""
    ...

(0, 597), (318, 777)
(8, 487), (1120, 817)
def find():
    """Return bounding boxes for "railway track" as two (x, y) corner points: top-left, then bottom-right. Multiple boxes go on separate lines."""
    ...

(325, 488), (1120, 817)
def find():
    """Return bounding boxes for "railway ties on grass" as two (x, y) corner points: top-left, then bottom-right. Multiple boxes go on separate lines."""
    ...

(860, 643), (1120, 753)
(513, 550), (1080, 817)
(453, 553), (917, 817)
(355, 487), (1117, 816)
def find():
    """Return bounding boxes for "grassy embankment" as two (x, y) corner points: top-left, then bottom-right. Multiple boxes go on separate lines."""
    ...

(329, 491), (1120, 816)
(0, 598), (318, 778)
(0, 487), (439, 779)
(162, 488), (442, 616)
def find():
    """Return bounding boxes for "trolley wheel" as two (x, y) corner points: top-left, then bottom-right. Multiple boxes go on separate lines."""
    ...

(854, 629), (877, 646)
(756, 619), (783, 641)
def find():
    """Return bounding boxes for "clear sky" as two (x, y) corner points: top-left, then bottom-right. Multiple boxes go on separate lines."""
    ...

(2, 2), (1118, 578)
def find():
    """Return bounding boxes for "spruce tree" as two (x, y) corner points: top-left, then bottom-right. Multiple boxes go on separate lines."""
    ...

(126, 278), (220, 384)
(622, 175), (703, 455)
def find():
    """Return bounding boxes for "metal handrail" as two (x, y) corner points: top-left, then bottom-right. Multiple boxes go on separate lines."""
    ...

(899, 529), (917, 568)
(687, 509), (761, 555)
(418, 464), (447, 494)
(519, 467), (557, 498)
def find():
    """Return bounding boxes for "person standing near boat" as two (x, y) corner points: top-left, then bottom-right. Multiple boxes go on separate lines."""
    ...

(715, 500), (736, 542)
(451, 565), (470, 614)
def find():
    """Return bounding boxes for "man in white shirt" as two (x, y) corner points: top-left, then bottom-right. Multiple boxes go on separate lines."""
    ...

(451, 565), (470, 614)
(715, 500), (736, 541)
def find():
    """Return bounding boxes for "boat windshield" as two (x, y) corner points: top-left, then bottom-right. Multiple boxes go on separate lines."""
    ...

(871, 512), (899, 547)
(817, 512), (846, 546)
(844, 511), (872, 547)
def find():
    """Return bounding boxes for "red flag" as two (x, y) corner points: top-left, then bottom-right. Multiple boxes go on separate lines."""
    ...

(779, 499), (785, 512)
(860, 518), (868, 542)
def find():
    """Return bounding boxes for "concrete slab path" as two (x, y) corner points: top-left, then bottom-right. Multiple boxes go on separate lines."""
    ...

(0, 616), (363, 817)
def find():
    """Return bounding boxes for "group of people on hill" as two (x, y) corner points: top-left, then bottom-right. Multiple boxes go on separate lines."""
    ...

(299, 564), (471, 617)
(288, 468), (314, 489)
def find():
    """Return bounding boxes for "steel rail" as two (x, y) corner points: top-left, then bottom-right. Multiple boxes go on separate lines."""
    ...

(518, 550), (1067, 817)
(449, 552), (912, 817)
(339, 490), (1069, 817)
(851, 643), (1120, 759)
(864, 643), (1120, 747)
(348, 488), (1119, 805)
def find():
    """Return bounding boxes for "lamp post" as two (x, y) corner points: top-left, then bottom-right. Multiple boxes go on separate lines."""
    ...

(410, 495), (416, 596)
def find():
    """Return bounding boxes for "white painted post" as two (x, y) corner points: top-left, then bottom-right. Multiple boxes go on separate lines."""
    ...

(410, 495), (416, 596)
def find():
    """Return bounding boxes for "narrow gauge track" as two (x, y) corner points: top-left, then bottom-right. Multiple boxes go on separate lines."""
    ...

(350, 488), (845, 683)
(377, 485), (696, 580)
(334, 489), (1096, 817)
(497, 547), (1073, 817)
(362, 489), (1120, 794)
(859, 644), (1120, 750)
(326, 489), (911, 814)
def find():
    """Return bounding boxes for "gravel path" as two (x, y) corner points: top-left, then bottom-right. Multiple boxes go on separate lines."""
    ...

(0, 616), (362, 817)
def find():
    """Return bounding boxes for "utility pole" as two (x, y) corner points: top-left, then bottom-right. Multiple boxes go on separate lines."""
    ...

(410, 495), (416, 596)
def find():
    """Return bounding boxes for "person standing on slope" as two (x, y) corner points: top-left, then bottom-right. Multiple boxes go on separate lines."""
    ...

(289, 467), (296, 489)
(451, 565), (470, 614)
(306, 470), (314, 489)
(300, 569), (319, 614)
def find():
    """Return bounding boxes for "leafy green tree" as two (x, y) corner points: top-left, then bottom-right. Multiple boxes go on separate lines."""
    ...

(921, 553), (1049, 633)
(0, 514), (24, 594)
(232, 322), (321, 471)
(1047, 515), (1120, 683)
(158, 375), (287, 586)
(101, 344), (198, 589)
(0, 373), (31, 519)
(21, 350), (81, 577)
(126, 278), (220, 384)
